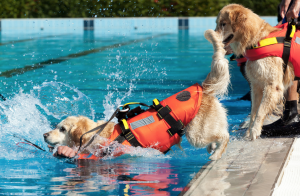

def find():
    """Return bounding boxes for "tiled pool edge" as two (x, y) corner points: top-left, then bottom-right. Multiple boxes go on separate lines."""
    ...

(180, 137), (295, 196)
(271, 138), (300, 196)
(0, 17), (278, 35)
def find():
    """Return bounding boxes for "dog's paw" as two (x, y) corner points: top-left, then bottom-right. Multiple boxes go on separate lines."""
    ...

(244, 129), (251, 138)
(250, 129), (261, 141)
(206, 143), (217, 154)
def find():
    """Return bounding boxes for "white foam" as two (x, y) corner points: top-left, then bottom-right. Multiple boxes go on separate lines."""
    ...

(32, 81), (95, 120)
(0, 82), (94, 160)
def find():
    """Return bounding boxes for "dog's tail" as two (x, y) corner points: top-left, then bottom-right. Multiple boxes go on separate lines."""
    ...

(202, 29), (230, 97)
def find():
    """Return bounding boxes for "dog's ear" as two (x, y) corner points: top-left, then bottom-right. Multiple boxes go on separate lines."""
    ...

(228, 10), (247, 32)
(69, 118), (89, 144)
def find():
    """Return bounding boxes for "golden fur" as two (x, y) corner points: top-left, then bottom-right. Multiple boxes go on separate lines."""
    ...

(44, 116), (115, 149)
(215, 4), (295, 140)
(44, 30), (230, 160)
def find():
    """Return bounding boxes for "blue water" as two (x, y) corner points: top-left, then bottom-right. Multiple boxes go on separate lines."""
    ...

(0, 29), (251, 195)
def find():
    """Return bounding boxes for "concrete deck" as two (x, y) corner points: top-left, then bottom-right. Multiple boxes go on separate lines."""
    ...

(180, 137), (295, 196)
(179, 103), (300, 196)
(272, 138), (300, 196)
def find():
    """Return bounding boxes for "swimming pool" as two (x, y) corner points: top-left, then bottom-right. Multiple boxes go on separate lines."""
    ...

(0, 17), (276, 195)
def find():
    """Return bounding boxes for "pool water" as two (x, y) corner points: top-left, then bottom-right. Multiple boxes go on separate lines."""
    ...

(0, 29), (251, 195)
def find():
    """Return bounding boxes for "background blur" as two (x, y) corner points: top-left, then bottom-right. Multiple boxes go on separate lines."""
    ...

(0, 0), (280, 18)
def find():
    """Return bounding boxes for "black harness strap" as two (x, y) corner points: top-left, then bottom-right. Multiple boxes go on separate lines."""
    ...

(114, 119), (142, 147)
(282, 41), (291, 74)
(152, 101), (163, 111)
(295, 76), (300, 80)
(157, 105), (184, 136)
(282, 19), (297, 74)
(114, 133), (126, 144)
(112, 100), (185, 154)
(153, 99), (184, 137)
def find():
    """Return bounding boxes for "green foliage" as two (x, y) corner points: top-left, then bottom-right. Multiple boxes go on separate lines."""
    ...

(233, 0), (280, 16)
(165, 0), (231, 16)
(0, 0), (281, 18)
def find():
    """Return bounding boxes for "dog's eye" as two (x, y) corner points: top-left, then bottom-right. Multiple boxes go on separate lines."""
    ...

(60, 127), (66, 132)
(221, 23), (226, 27)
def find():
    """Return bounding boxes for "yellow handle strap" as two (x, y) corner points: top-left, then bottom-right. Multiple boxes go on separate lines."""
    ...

(153, 98), (160, 106)
(252, 37), (278, 49)
(252, 24), (296, 49)
(123, 102), (141, 108)
(121, 119), (129, 130)
(290, 24), (296, 38)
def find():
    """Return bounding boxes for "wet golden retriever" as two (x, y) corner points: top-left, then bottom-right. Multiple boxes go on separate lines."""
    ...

(215, 4), (295, 140)
(43, 30), (230, 160)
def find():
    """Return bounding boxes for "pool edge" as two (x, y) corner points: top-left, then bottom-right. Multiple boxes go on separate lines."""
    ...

(179, 137), (295, 196)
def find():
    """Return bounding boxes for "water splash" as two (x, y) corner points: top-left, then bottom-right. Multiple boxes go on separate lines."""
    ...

(0, 81), (168, 160)
(87, 137), (166, 160)
(0, 82), (95, 160)
(103, 83), (135, 122)
(32, 81), (95, 120)
(0, 91), (51, 159)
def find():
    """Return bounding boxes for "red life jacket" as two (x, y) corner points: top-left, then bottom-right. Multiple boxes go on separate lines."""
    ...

(236, 23), (300, 77)
(77, 83), (203, 160)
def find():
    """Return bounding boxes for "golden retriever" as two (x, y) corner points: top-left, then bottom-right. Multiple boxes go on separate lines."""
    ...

(215, 4), (295, 140)
(43, 116), (115, 150)
(43, 30), (230, 160)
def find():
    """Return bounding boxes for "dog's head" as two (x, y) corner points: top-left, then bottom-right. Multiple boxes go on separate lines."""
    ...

(43, 116), (98, 148)
(215, 4), (265, 55)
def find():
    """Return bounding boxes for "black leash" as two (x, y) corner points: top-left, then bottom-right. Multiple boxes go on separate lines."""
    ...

(13, 134), (46, 151)
(76, 107), (120, 154)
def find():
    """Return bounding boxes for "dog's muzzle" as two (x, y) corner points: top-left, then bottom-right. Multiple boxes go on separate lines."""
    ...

(223, 34), (234, 45)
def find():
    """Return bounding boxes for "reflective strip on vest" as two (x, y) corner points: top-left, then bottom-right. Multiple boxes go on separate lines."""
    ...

(77, 83), (203, 159)
(108, 83), (203, 153)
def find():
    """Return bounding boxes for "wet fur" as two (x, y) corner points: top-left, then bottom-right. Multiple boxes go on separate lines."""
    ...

(215, 4), (295, 140)
(44, 30), (230, 160)
(44, 116), (115, 150)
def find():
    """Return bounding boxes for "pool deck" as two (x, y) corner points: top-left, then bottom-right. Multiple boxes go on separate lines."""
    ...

(180, 137), (294, 196)
(180, 109), (300, 196)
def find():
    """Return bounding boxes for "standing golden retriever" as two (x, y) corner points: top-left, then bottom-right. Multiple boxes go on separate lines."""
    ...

(215, 4), (295, 140)
(44, 30), (230, 160)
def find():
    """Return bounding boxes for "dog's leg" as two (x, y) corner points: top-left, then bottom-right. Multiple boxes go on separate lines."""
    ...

(209, 132), (229, 160)
(250, 82), (283, 140)
(245, 84), (263, 138)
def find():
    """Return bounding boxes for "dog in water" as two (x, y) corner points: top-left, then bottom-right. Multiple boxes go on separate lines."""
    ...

(44, 30), (230, 160)
(215, 4), (297, 140)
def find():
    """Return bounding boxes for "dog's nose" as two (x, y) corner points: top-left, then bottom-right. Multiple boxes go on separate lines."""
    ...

(43, 133), (49, 138)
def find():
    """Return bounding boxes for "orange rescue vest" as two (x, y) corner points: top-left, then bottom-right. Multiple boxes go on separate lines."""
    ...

(77, 83), (203, 160)
(236, 23), (300, 76)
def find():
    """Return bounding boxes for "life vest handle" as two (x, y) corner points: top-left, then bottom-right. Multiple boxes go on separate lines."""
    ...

(121, 102), (151, 110)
